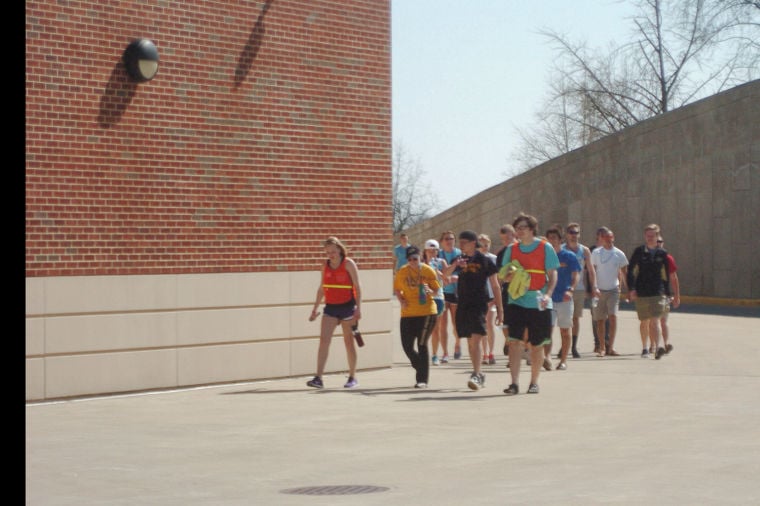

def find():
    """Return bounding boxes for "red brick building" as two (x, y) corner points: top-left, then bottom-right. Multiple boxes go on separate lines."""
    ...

(26, 1), (393, 400)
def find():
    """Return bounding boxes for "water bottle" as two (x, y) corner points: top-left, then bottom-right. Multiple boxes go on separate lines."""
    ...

(351, 324), (364, 347)
(592, 296), (599, 309)
(536, 293), (545, 311)
(418, 283), (427, 305)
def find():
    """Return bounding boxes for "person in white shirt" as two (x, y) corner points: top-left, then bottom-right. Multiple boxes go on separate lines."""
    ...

(589, 227), (628, 357)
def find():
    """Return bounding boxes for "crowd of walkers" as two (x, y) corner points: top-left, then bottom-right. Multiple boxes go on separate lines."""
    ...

(304, 215), (680, 394)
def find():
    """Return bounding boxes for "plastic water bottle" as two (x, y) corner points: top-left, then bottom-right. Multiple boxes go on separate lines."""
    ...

(536, 293), (545, 311)
(592, 296), (599, 309)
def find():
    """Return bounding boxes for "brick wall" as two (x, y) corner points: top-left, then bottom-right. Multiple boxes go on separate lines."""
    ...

(26, 0), (392, 277)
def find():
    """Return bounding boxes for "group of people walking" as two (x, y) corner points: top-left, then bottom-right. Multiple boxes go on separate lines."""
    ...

(304, 216), (680, 395)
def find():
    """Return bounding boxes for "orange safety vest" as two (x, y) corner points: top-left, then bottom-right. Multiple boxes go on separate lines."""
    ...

(322, 258), (355, 304)
(511, 239), (548, 290)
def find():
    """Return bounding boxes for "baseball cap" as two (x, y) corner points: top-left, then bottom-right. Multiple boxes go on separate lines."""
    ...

(424, 239), (439, 249)
(458, 230), (480, 248)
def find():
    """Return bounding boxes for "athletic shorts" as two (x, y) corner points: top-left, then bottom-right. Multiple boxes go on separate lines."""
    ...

(323, 300), (356, 320)
(444, 292), (459, 305)
(572, 290), (586, 319)
(635, 295), (670, 320)
(552, 300), (573, 329)
(455, 304), (487, 338)
(592, 290), (620, 320)
(434, 298), (445, 316)
(505, 304), (552, 347)
(500, 284), (511, 328)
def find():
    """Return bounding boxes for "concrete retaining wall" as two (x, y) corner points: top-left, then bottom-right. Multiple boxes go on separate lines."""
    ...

(405, 80), (760, 301)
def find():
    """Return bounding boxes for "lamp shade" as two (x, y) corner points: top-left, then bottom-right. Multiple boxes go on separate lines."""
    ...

(123, 39), (159, 82)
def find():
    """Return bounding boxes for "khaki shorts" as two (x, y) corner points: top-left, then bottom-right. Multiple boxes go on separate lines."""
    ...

(592, 290), (620, 320)
(635, 295), (670, 320)
(572, 290), (586, 319)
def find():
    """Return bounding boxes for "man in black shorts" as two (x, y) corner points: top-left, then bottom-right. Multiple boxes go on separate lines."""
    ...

(444, 230), (503, 390)
(500, 213), (559, 395)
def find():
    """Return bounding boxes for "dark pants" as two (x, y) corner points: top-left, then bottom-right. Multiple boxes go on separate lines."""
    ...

(400, 315), (438, 384)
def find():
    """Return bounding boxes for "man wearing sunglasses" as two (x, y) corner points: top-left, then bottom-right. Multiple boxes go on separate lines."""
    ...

(443, 230), (503, 390)
(561, 222), (599, 358)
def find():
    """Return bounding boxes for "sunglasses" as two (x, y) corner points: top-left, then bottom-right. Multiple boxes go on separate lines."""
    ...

(656, 240), (664, 244)
(567, 230), (579, 235)
(515, 224), (530, 230)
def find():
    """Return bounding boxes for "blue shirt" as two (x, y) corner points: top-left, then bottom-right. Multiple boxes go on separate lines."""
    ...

(552, 248), (581, 303)
(394, 244), (408, 271)
(439, 248), (461, 294)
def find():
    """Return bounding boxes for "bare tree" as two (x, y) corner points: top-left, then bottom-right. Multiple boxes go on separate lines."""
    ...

(392, 142), (439, 233)
(512, 0), (760, 171)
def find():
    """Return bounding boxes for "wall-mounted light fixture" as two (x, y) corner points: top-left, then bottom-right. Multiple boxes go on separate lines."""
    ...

(123, 39), (159, 82)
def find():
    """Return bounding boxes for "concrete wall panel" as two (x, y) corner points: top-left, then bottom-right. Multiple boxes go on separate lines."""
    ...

(405, 80), (760, 302)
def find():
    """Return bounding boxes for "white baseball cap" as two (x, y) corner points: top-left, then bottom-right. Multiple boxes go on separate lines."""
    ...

(424, 239), (439, 249)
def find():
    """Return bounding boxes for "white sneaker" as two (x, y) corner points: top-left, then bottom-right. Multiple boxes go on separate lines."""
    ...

(467, 374), (481, 391)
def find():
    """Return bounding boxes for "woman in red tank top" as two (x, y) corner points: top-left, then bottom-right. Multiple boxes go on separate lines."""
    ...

(306, 237), (363, 389)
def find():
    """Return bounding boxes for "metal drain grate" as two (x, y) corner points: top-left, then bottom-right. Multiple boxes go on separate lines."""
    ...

(280, 485), (390, 496)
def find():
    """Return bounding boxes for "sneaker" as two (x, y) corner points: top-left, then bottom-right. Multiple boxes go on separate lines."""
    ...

(479, 373), (486, 388)
(441, 355), (449, 364)
(454, 348), (462, 360)
(543, 358), (553, 371)
(467, 373), (481, 391)
(641, 349), (649, 358)
(527, 383), (540, 394)
(666, 344), (674, 354)
(556, 362), (567, 370)
(571, 349), (581, 359)
(414, 382), (427, 389)
(503, 383), (519, 395)
(655, 347), (666, 360)
(482, 356), (489, 365)
(432, 355), (440, 366)
(344, 377), (359, 388)
(306, 376), (324, 389)
(488, 354), (496, 365)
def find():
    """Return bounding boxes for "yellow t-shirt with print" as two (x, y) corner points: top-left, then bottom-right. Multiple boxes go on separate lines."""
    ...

(393, 263), (441, 317)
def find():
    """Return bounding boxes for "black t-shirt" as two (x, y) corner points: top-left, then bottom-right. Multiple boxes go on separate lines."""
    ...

(627, 245), (670, 297)
(456, 250), (498, 308)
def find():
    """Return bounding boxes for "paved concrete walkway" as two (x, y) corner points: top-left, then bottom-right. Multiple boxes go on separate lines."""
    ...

(26, 308), (760, 505)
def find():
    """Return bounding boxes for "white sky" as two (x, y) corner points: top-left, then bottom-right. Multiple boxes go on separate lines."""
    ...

(392, 0), (637, 211)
